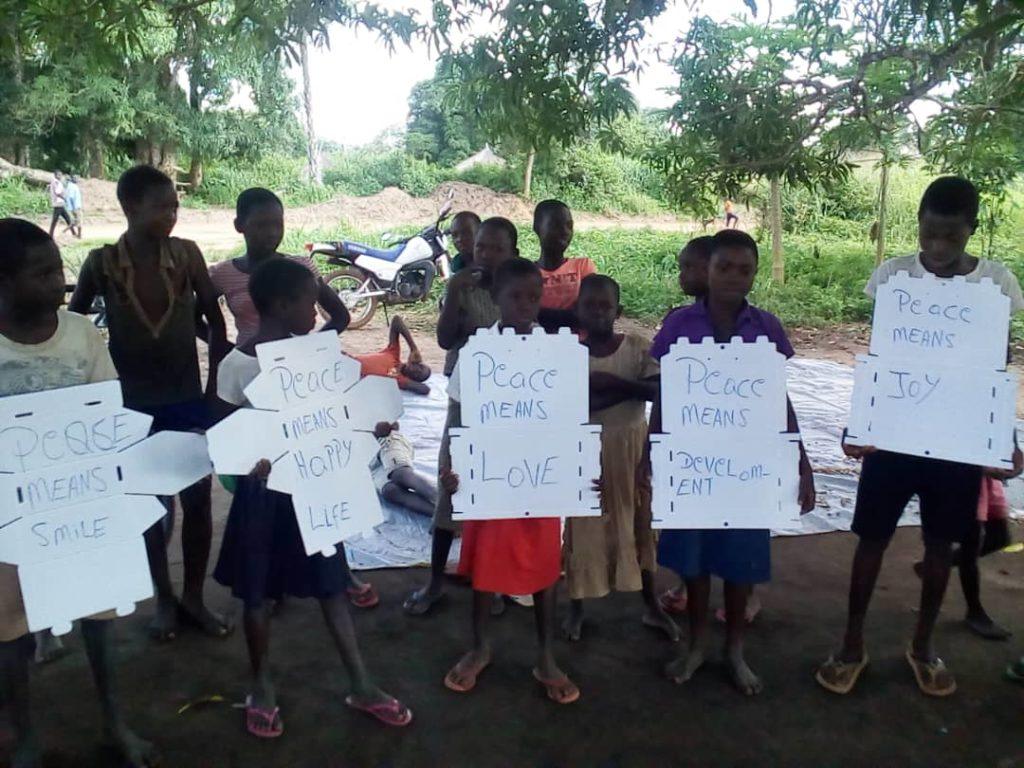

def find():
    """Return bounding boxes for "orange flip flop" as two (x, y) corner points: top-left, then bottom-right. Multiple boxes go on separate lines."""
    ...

(444, 655), (491, 693)
(532, 668), (580, 705)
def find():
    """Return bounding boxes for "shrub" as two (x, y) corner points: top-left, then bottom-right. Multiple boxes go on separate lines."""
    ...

(0, 177), (49, 217)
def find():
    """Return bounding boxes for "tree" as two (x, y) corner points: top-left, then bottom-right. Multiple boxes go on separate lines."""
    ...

(438, 0), (664, 196)
(405, 69), (484, 166)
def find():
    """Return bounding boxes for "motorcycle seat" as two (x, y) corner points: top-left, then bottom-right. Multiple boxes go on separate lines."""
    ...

(342, 240), (406, 262)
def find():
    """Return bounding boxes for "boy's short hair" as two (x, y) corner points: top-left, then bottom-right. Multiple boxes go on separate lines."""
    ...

(579, 273), (620, 302)
(711, 229), (759, 262)
(452, 210), (481, 225)
(533, 199), (571, 229)
(117, 165), (174, 206)
(237, 187), (284, 222)
(0, 218), (53, 279)
(918, 176), (980, 225)
(248, 257), (316, 315)
(479, 216), (518, 249)
(680, 235), (715, 262)
(491, 257), (542, 294)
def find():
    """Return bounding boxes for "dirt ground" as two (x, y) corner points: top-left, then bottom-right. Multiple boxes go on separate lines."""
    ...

(7, 315), (1024, 768)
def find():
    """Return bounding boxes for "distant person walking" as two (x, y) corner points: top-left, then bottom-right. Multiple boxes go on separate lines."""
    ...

(64, 174), (83, 238)
(47, 171), (71, 237)
(724, 199), (739, 228)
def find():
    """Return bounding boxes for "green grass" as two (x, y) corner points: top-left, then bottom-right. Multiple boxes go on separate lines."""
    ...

(0, 178), (49, 217)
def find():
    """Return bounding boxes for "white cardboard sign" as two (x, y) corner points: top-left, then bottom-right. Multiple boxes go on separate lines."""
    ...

(650, 337), (801, 529)
(450, 327), (601, 520)
(847, 273), (1017, 467)
(206, 333), (401, 556)
(0, 381), (212, 635)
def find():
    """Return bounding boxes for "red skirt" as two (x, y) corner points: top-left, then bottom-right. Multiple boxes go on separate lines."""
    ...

(457, 518), (561, 594)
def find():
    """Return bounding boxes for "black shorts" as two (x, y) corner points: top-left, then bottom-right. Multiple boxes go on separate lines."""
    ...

(852, 451), (981, 544)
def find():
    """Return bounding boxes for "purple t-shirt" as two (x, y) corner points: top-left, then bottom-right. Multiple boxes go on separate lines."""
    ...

(650, 299), (795, 360)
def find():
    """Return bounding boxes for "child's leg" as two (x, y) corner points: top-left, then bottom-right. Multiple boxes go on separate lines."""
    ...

(242, 603), (275, 710)
(445, 590), (494, 689)
(0, 637), (38, 767)
(178, 477), (231, 635)
(533, 586), (578, 701)
(837, 538), (888, 662)
(390, 467), (438, 507)
(666, 575), (710, 683)
(80, 620), (157, 765)
(723, 582), (762, 695)
(319, 595), (391, 705)
(381, 481), (435, 517)
(562, 598), (584, 642)
(640, 570), (680, 641)
(405, 528), (454, 613)
(912, 537), (954, 661)
(143, 499), (180, 640)
(337, 544), (367, 592)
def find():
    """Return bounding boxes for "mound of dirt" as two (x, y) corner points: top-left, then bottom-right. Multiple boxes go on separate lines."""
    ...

(78, 177), (121, 214)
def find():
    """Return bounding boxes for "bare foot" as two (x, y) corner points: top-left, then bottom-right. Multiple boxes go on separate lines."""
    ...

(664, 645), (705, 684)
(642, 606), (681, 642)
(444, 647), (492, 692)
(147, 597), (179, 642)
(727, 648), (763, 696)
(178, 596), (233, 638)
(562, 605), (584, 641)
(103, 722), (160, 767)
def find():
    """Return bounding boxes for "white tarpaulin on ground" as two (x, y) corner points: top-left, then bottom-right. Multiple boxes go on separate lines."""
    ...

(343, 359), (1023, 569)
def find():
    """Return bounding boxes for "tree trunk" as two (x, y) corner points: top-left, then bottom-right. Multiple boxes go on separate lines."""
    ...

(523, 148), (536, 198)
(769, 176), (784, 284)
(300, 37), (323, 186)
(158, 144), (177, 179)
(9, 13), (29, 168)
(875, 163), (889, 266)
(188, 156), (203, 189)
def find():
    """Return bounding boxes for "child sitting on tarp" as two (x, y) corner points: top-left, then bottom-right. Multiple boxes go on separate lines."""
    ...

(351, 315), (432, 395)
(371, 421), (437, 517)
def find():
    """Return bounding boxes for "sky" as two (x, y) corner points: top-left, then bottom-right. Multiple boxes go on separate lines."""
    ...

(298, 0), (795, 147)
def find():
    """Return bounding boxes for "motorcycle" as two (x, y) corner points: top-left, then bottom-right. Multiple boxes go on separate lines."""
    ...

(305, 193), (455, 329)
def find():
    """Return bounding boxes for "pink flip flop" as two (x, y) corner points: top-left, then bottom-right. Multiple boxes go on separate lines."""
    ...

(347, 582), (380, 609)
(345, 695), (413, 727)
(244, 696), (283, 738)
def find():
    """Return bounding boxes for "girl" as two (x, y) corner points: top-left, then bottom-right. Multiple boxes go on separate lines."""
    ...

(563, 274), (679, 642)
(214, 257), (411, 735)
(441, 257), (581, 705)
(533, 199), (595, 330)
(210, 188), (377, 609)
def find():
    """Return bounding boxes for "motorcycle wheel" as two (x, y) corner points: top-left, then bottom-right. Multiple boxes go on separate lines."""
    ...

(322, 266), (378, 330)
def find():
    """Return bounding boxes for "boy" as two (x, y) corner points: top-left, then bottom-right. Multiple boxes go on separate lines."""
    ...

(351, 315), (432, 395)
(0, 219), (158, 766)
(69, 165), (231, 642)
(371, 421), (437, 516)
(404, 217), (519, 616)
(646, 229), (815, 695)
(449, 211), (481, 274)
(64, 174), (83, 239)
(533, 199), (596, 330)
(816, 177), (1024, 698)
(46, 171), (70, 238)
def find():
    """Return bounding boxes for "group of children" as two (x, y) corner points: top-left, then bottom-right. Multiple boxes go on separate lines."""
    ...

(0, 168), (1021, 764)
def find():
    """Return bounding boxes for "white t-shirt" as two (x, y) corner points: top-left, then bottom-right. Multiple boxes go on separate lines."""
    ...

(216, 348), (261, 406)
(48, 178), (65, 208)
(0, 310), (117, 396)
(865, 253), (1024, 312)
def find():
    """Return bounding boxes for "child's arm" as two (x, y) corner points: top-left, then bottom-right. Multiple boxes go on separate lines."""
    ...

(437, 269), (477, 349)
(187, 244), (229, 398)
(636, 381), (661, 495)
(589, 372), (658, 412)
(439, 466), (460, 495)
(787, 396), (816, 513)
(316, 279), (350, 333)
(67, 254), (99, 315)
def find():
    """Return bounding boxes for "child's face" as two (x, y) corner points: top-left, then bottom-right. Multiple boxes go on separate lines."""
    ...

(237, 203), (285, 257)
(272, 278), (319, 336)
(708, 245), (757, 303)
(450, 215), (479, 258)
(126, 183), (179, 239)
(494, 273), (543, 330)
(401, 361), (431, 382)
(474, 226), (517, 274)
(678, 248), (709, 297)
(577, 285), (620, 337)
(918, 210), (975, 268)
(2, 241), (65, 315)
(535, 208), (573, 253)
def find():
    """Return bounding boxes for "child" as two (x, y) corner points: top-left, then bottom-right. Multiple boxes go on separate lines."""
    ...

(209, 187), (350, 346)
(817, 177), (1024, 698)
(449, 210), (481, 273)
(351, 315), (432, 396)
(0, 219), (158, 766)
(647, 229), (815, 696)
(69, 165), (231, 642)
(724, 199), (739, 228)
(47, 171), (70, 238)
(63, 174), (83, 239)
(562, 274), (679, 642)
(403, 217), (519, 616)
(534, 199), (596, 330)
(441, 257), (581, 705)
(214, 257), (412, 734)
(371, 421), (437, 516)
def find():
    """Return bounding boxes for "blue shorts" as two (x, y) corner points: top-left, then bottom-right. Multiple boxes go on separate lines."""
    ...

(657, 529), (770, 584)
